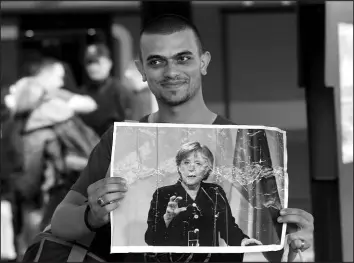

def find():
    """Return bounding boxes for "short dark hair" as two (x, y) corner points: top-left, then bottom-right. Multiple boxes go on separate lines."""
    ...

(139, 14), (205, 60)
(176, 141), (214, 181)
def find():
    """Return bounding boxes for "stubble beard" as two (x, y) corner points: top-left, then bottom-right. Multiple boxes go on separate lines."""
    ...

(156, 84), (200, 107)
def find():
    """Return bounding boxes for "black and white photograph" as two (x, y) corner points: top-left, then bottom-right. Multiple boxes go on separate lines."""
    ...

(1, 1), (351, 262)
(110, 123), (288, 253)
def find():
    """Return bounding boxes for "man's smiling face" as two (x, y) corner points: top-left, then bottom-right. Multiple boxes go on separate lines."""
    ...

(138, 29), (210, 106)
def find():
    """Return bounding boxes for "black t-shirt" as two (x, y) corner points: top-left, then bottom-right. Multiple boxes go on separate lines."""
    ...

(77, 77), (129, 137)
(71, 114), (244, 262)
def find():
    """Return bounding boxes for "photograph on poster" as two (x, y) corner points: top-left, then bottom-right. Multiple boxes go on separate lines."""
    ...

(110, 123), (288, 254)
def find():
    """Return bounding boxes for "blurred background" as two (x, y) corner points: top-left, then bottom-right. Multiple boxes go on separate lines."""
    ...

(0, 1), (352, 262)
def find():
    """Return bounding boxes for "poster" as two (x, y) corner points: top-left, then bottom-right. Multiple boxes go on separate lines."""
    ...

(110, 123), (288, 254)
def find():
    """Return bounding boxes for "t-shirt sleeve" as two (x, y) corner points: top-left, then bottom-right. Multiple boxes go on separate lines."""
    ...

(70, 125), (114, 198)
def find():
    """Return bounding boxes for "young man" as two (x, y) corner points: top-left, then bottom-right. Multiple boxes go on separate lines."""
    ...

(51, 15), (314, 262)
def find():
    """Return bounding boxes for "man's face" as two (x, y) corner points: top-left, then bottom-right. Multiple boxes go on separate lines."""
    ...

(137, 29), (211, 106)
(178, 151), (210, 187)
(85, 57), (112, 81)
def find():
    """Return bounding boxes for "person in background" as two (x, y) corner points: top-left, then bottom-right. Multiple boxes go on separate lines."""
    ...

(1, 86), (22, 261)
(123, 60), (158, 120)
(7, 58), (100, 256)
(79, 43), (134, 136)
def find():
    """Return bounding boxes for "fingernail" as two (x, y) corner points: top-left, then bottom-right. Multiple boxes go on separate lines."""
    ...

(280, 210), (286, 215)
(277, 217), (283, 223)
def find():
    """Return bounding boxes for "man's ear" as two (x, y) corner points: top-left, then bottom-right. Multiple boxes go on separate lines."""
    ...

(200, 51), (211, 76)
(134, 59), (147, 82)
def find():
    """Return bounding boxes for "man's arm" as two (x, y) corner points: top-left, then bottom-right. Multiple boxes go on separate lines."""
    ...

(51, 127), (113, 240)
(51, 190), (92, 240)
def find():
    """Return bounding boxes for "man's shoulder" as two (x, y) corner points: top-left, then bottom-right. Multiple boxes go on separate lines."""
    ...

(139, 114), (149, 123)
(137, 114), (236, 125)
(213, 115), (236, 125)
(99, 124), (115, 148)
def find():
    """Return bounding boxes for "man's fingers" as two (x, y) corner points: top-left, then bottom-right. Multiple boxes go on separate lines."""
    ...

(280, 208), (314, 223)
(278, 214), (312, 230)
(95, 192), (126, 206)
(100, 200), (122, 215)
(289, 238), (311, 252)
(95, 184), (128, 198)
(287, 232), (312, 252)
(88, 177), (127, 194)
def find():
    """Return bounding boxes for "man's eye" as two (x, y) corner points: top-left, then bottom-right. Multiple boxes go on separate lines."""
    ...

(148, 60), (163, 66)
(177, 56), (191, 63)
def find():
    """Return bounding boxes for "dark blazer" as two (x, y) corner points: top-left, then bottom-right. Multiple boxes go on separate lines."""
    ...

(145, 180), (248, 247)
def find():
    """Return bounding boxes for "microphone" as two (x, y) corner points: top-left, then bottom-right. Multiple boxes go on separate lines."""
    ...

(212, 187), (227, 203)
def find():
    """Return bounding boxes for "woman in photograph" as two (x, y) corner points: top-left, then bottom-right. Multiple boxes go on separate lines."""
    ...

(145, 141), (261, 247)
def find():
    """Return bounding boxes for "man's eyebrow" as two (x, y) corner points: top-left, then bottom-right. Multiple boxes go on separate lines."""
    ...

(146, 54), (165, 61)
(146, 51), (194, 61)
(173, 51), (193, 58)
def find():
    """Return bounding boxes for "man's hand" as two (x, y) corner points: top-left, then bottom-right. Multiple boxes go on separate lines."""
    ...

(279, 208), (314, 261)
(263, 208), (314, 262)
(86, 177), (128, 228)
(163, 195), (187, 227)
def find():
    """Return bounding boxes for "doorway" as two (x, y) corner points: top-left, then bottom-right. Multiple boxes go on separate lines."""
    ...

(19, 13), (112, 87)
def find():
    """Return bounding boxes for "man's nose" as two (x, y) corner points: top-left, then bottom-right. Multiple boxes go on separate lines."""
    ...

(163, 62), (179, 78)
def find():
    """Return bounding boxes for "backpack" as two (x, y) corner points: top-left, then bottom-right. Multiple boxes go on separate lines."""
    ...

(22, 165), (112, 262)
(22, 225), (105, 262)
(53, 116), (100, 161)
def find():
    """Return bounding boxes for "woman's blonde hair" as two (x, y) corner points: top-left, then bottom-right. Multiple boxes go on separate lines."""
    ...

(176, 141), (214, 180)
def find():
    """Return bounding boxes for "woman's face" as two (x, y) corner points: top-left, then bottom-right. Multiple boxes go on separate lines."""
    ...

(178, 151), (210, 188)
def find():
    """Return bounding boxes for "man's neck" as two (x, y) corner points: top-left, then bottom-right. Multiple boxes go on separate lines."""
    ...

(151, 91), (217, 124)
